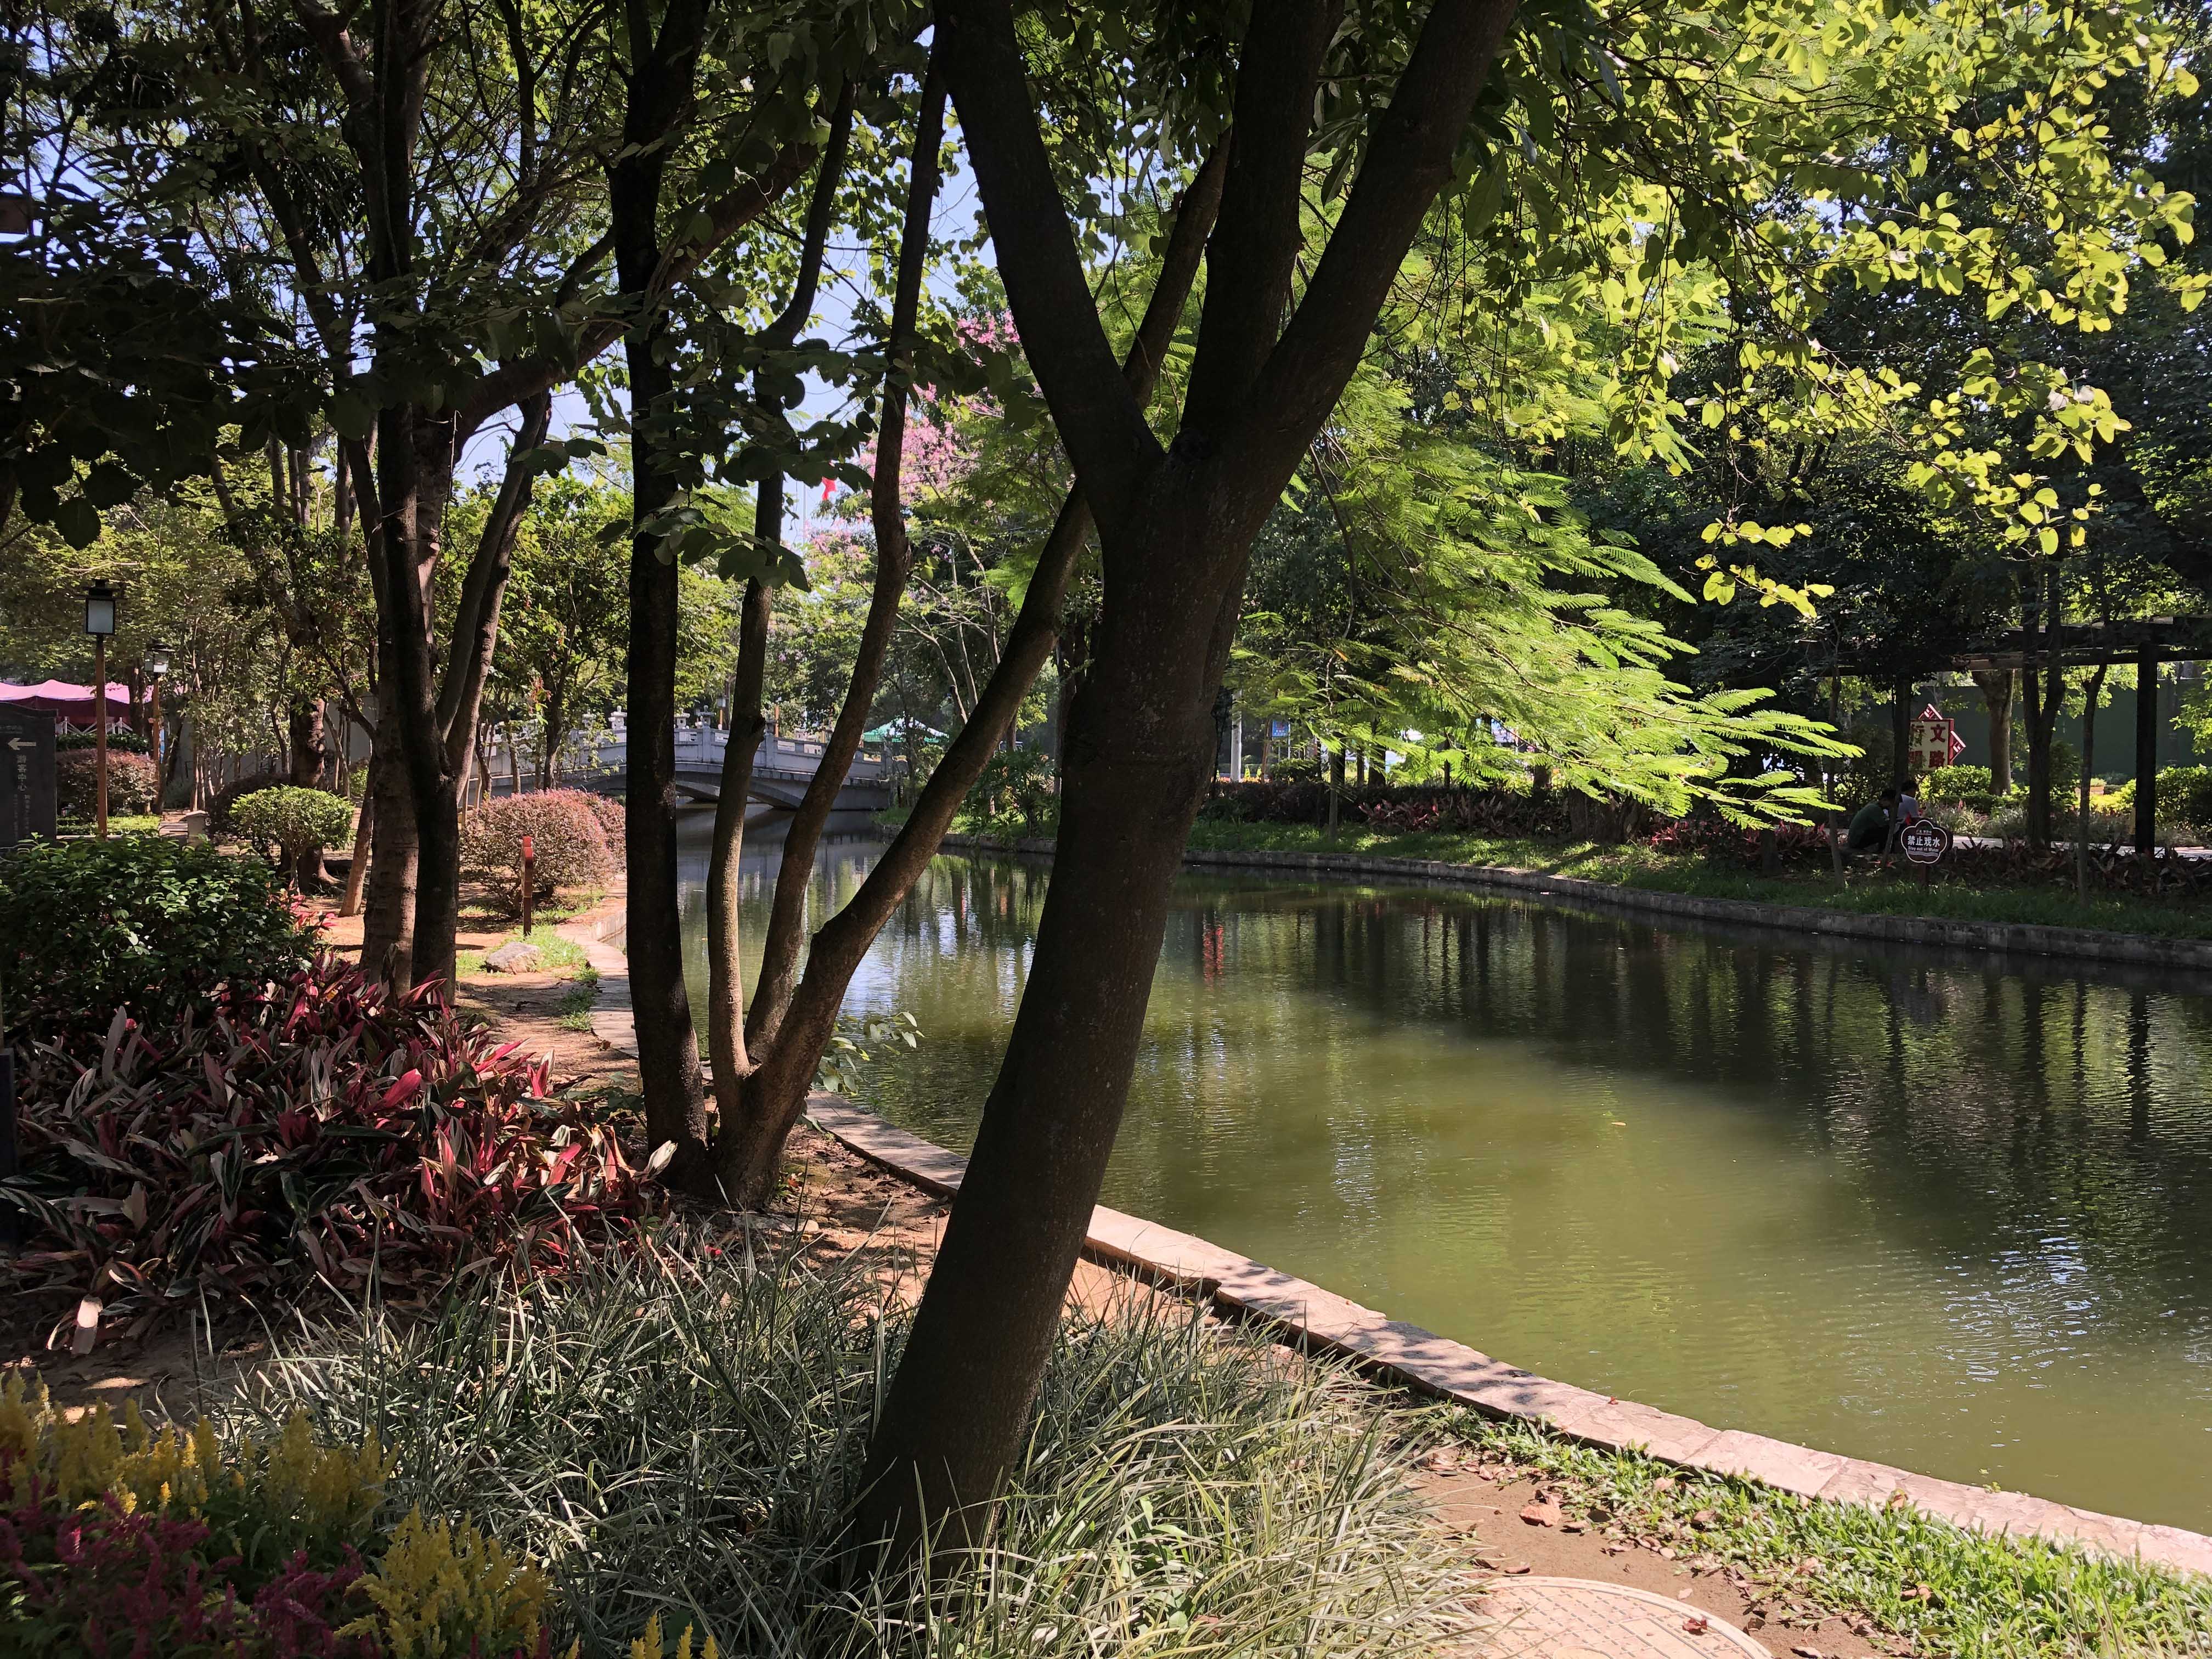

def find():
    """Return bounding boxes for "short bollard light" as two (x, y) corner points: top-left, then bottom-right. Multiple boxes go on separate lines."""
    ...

(521, 832), (535, 938)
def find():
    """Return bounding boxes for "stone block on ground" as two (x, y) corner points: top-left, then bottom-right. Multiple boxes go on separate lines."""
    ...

(482, 940), (545, 973)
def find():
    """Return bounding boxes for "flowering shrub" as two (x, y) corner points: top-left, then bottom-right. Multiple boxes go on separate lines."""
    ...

(233, 787), (358, 887)
(0, 835), (316, 1036)
(459, 791), (614, 900)
(55, 749), (161, 817)
(0, 1374), (555, 1658)
(575, 791), (626, 864)
(3, 957), (659, 1340)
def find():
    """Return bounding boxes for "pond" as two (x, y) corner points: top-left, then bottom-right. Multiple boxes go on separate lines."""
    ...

(676, 816), (2212, 1531)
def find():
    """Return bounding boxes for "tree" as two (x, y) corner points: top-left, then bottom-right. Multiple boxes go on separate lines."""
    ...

(852, 0), (2196, 1557)
(478, 477), (630, 788)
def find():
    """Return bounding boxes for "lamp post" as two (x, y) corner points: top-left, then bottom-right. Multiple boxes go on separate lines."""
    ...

(144, 644), (172, 802)
(83, 580), (117, 839)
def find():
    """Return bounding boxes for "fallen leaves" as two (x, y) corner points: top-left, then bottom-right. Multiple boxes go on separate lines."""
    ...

(1520, 1496), (1564, 1527)
(1683, 1614), (1710, 1635)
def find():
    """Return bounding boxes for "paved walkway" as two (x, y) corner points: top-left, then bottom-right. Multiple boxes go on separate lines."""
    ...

(1475, 1578), (1768, 1658)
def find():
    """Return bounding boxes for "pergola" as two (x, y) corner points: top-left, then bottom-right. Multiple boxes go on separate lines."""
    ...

(1948, 617), (2212, 859)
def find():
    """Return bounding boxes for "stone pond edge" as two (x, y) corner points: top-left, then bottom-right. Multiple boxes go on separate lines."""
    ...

(558, 891), (2212, 1583)
(941, 832), (2212, 972)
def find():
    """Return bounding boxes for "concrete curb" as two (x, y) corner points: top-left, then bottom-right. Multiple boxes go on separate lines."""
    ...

(940, 833), (2212, 973)
(563, 883), (2212, 1581)
(806, 1097), (2212, 1583)
(554, 899), (636, 1059)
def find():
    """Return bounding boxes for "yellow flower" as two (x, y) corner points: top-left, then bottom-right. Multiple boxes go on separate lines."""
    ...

(341, 1506), (550, 1659)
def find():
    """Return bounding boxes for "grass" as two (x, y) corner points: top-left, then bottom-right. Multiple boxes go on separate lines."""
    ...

(1434, 1411), (2211, 1658)
(556, 966), (602, 1030)
(1181, 821), (2212, 941)
(455, 928), (592, 978)
(232, 1242), (1469, 1658)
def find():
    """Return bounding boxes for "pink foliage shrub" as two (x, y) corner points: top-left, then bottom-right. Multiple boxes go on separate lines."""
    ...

(55, 750), (161, 817)
(577, 791), (626, 861)
(4, 957), (659, 1340)
(460, 789), (616, 896)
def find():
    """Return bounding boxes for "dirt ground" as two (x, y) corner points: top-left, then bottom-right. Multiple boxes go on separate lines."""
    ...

(4, 902), (1889, 1657)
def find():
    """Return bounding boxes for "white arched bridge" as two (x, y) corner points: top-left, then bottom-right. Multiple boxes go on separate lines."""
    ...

(485, 722), (896, 812)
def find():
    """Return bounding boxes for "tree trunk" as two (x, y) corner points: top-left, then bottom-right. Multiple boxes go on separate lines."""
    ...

(744, 80), (940, 1054)
(359, 730), (419, 979)
(1890, 677), (1912, 789)
(288, 695), (327, 786)
(2022, 594), (2051, 846)
(859, 504), (1239, 1552)
(374, 411), (465, 992)
(2077, 662), (2107, 898)
(1327, 741), (1344, 841)
(2135, 647), (2158, 858)
(704, 576), (774, 1183)
(340, 752), (377, 918)
(612, 11), (714, 1165)
(859, 0), (1523, 1559)
(1972, 669), (2013, 793)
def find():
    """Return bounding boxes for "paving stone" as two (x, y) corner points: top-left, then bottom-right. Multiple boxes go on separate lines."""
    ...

(1690, 1431), (1849, 1497)
(2140, 1523), (2212, 1579)
(1813, 1459), (1917, 1511)
(1547, 1395), (1722, 1466)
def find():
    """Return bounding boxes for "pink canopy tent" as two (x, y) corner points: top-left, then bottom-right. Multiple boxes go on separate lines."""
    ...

(0, 679), (133, 731)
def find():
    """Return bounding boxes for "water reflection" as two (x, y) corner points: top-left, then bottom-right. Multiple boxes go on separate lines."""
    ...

(676, 816), (2212, 1528)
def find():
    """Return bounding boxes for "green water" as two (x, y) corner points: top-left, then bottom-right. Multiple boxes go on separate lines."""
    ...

(679, 820), (2212, 1531)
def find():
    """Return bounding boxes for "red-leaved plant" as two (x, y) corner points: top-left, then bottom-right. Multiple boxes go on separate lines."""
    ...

(0, 1490), (375, 1659)
(1, 957), (660, 1342)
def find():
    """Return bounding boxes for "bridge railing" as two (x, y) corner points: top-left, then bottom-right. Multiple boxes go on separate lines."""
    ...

(478, 724), (889, 791)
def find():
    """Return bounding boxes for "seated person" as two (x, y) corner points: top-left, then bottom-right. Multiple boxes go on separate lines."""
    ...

(1847, 789), (1897, 853)
(1895, 778), (1922, 827)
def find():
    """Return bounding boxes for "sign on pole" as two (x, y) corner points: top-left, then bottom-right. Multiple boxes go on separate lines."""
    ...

(1906, 703), (1965, 777)
(1899, 817), (1951, 889)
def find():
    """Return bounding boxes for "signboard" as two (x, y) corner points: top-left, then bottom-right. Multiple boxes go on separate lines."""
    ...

(0, 707), (57, 848)
(1899, 818), (1951, 866)
(1906, 702), (1965, 776)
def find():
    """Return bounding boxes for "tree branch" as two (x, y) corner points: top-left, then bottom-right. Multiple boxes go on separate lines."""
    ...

(783, 141), (1227, 1044)
(1180, 4), (1333, 437)
(747, 66), (945, 1051)
(437, 390), (554, 771)
(935, 0), (1164, 533)
(1226, 0), (1522, 493)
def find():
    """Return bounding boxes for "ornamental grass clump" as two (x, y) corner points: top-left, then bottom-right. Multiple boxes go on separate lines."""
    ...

(243, 1239), (1469, 1658)
(0, 1373), (556, 1658)
(460, 792), (616, 907)
(1, 956), (660, 1343)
